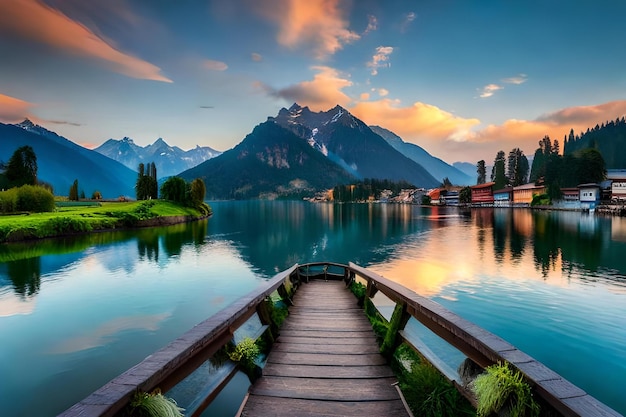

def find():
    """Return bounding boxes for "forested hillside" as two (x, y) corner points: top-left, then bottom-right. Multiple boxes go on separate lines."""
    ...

(564, 117), (626, 168)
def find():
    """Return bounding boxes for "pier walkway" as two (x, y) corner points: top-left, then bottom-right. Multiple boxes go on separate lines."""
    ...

(238, 279), (410, 417)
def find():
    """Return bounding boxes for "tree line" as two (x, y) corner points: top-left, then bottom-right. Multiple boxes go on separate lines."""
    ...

(475, 132), (607, 201)
(332, 178), (415, 202)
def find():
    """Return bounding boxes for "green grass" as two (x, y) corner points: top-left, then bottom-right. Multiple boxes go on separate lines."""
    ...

(0, 200), (209, 244)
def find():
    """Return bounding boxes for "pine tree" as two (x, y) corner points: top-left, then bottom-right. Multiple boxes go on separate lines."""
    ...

(476, 160), (486, 185)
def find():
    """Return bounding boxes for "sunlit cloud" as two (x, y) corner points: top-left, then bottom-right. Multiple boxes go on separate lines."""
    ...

(378, 88), (389, 97)
(203, 59), (228, 71)
(363, 15), (378, 35)
(360, 92), (370, 100)
(350, 98), (481, 150)
(479, 84), (503, 98)
(251, 52), (263, 62)
(401, 11), (417, 32)
(459, 100), (626, 163)
(0, 93), (33, 122)
(0, 0), (171, 82)
(258, 66), (352, 110)
(502, 74), (528, 85)
(367, 46), (393, 76)
(255, 0), (360, 59)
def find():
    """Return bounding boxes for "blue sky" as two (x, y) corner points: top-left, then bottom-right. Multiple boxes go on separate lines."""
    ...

(1, 0), (625, 164)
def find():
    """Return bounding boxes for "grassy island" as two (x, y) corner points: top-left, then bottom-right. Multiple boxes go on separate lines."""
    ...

(0, 200), (211, 244)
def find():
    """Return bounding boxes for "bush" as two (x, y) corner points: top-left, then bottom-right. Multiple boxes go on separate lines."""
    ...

(126, 389), (184, 417)
(16, 185), (55, 212)
(473, 362), (539, 417)
(0, 188), (18, 213)
(40, 217), (92, 236)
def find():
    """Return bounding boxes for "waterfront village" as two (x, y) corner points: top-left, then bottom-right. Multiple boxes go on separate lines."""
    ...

(307, 169), (626, 215)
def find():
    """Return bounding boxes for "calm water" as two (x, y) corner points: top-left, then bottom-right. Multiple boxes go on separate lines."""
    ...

(0, 201), (625, 416)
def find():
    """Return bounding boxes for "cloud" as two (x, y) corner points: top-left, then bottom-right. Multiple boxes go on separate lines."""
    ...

(0, 0), (171, 82)
(350, 98), (481, 147)
(203, 59), (228, 71)
(255, 0), (360, 59)
(367, 46), (393, 75)
(401, 11), (417, 32)
(360, 92), (370, 100)
(251, 52), (263, 62)
(258, 66), (352, 110)
(479, 84), (503, 98)
(45, 119), (82, 126)
(378, 88), (389, 97)
(199, 105), (215, 109)
(457, 100), (626, 163)
(502, 74), (528, 85)
(0, 93), (33, 122)
(363, 15), (378, 35)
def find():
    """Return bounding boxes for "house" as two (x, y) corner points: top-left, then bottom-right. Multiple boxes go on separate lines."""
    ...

(607, 169), (626, 201)
(441, 190), (459, 206)
(560, 188), (580, 201)
(470, 182), (495, 205)
(512, 183), (547, 206)
(493, 187), (513, 207)
(579, 183), (601, 209)
(428, 188), (441, 205)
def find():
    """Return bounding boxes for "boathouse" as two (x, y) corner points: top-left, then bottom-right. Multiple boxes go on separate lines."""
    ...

(469, 182), (494, 205)
(579, 183), (601, 209)
(512, 183), (546, 206)
(493, 187), (513, 207)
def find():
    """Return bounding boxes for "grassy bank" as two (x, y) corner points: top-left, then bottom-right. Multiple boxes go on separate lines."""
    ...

(0, 200), (210, 244)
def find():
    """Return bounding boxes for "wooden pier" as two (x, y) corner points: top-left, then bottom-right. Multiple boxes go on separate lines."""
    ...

(239, 280), (410, 417)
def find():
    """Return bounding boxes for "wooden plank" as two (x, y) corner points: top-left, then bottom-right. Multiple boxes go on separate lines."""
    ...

(240, 395), (408, 417)
(266, 352), (387, 366)
(271, 341), (380, 355)
(278, 329), (375, 339)
(249, 376), (401, 401)
(276, 335), (378, 345)
(262, 363), (394, 379)
(280, 322), (373, 331)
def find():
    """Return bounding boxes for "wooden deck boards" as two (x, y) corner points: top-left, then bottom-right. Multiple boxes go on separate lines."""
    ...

(239, 280), (410, 417)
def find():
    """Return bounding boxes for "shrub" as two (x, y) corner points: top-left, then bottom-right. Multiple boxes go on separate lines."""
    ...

(40, 217), (92, 236)
(126, 389), (184, 417)
(229, 337), (260, 376)
(473, 362), (539, 417)
(0, 185), (55, 213)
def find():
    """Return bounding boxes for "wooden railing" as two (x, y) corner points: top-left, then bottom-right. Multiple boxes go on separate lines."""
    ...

(346, 262), (621, 417)
(59, 264), (299, 417)
(61, 262), (621, 417)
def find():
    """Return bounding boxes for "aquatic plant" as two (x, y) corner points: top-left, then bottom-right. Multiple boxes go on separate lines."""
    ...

(472, 362), (539, 417)
(229, 337), (260, 373)
(127, 389), (184, 417)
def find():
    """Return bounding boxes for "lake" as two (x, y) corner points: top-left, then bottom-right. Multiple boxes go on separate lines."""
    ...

(0, 201), (624, 416)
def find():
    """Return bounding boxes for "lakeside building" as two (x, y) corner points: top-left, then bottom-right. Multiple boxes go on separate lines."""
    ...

(493, 187), (513, 207)
(607, 169), (626, 201)
(579, 183), (602, 210)
(469, 182), (495, 206)
(512, 183), (547, 206)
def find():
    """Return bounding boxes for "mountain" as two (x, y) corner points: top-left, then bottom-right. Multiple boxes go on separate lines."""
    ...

(179, 121), (355, 199)
(2, 120), (136, 198)
(369, 125), (473, 186)
(563, 117), (626, 168)
(94, 137), (221, 178)
(453, 162), (476, 180)
(179, 104), (441, 199)
(270, 104), (439, 187)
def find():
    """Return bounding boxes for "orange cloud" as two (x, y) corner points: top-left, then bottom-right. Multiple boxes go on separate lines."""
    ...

(455, 100), (626, 163)
(0, 93), (33, 122)
(255, 0), (359, 58)
(203, 59), (228, 71)
(259, 66), (352, 110)
(0, 0), (171, 82)
(350, 98), (480, 144)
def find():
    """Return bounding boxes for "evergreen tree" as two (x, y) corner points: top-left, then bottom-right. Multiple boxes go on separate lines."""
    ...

(190, 178), (206, 205)
(476, 160), (486, 185)
(6, 145), (38, 187)
(492, 151), (507, 190)
(69, 179), (79, 201)
(507, 148), (529, 187)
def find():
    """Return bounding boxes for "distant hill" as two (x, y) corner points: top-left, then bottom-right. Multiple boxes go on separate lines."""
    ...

(369, 125), (473, 186)
(94, 137), (221, 178)
(270, 104), (439, 187)
(179, 121), (354, 199)
(1, 120), (136, 198)
(453, 162), (477, 181)
(564, 117), (626, 168)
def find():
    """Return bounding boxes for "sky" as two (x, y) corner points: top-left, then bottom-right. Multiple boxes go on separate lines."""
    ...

(1, 0), (625, 165)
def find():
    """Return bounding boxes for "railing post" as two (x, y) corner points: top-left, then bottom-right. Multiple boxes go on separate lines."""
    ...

(277, 283), (293, 306)
(256, 298), (278, 343)
(380, 302), (411, 358)
(366, 279), (378, 298)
